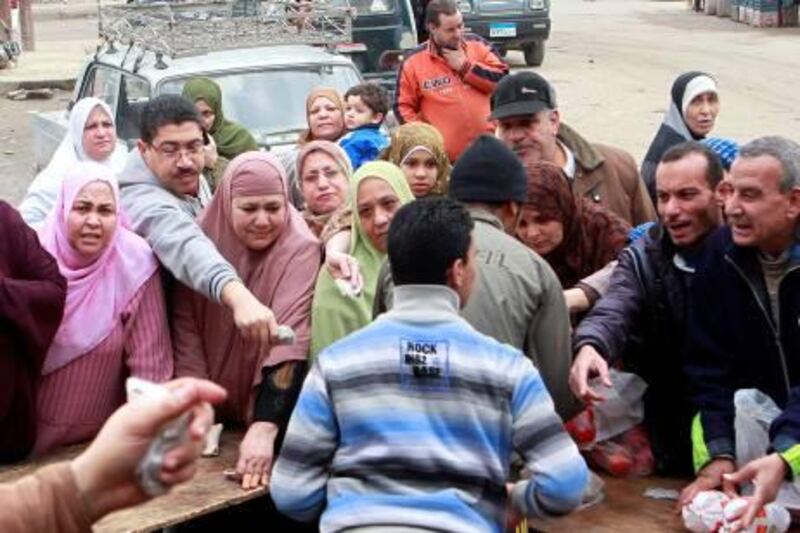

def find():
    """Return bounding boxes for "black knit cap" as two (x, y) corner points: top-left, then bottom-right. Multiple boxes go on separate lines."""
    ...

(448, 135), (527, 204)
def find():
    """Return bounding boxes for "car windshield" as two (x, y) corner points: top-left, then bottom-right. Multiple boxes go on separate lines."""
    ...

(331, 0), (395, 15)
(160, 65), (361, 139)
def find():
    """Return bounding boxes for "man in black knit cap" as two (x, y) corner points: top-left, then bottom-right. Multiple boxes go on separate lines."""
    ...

(375, 134), (579, 421)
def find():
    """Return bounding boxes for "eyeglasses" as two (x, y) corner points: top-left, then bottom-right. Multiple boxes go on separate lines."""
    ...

(303, 167), (343, 182)
(151, 140), (204, 160)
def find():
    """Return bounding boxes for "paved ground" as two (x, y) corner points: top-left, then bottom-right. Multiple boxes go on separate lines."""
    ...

(1, 0), (799, 205)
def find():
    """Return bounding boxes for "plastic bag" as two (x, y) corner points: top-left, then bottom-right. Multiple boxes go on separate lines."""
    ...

(734, 389), (782, 467)
(733, 389), (800, 511)
(565, 408), (596, 449)
(586, 424), (655, 477)
(591, 370), (647, 442)
(682, 490), (790, 533)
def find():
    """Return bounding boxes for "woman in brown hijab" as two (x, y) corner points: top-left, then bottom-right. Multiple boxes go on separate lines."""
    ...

(173, 152), (321, 490)
(517, 162), (630, 307)
(0, 202), (66, 463)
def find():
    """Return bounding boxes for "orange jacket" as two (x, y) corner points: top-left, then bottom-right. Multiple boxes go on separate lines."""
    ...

(393, 35), (509, 162)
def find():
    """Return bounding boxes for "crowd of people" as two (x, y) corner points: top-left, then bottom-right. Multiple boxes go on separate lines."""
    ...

(1, 0), (799, 530)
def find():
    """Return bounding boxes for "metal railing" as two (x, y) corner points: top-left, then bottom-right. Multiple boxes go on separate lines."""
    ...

(98, 0), (354, 58)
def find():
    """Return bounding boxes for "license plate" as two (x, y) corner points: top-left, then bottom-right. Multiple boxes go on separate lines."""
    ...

(489, 22), (517, 38)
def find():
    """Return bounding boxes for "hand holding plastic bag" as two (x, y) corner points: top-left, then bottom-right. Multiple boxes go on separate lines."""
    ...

(591, 369), (647, 442)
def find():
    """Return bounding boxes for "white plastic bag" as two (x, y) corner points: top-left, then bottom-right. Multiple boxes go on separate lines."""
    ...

(590, 370), (647, 442)
(734, 389), (783, 466)
(734, 389), (800, 510)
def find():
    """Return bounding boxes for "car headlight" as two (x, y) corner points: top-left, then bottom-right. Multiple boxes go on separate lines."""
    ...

(458, 1), (472, 14)
(400, 30), (416, 49)
(529, 0), (545, 9)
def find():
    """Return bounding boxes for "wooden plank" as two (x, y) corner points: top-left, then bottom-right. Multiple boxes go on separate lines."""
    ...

(529, 476), (687, 532)
(94, 430), (264, 533)
(0, 430), (264, 533)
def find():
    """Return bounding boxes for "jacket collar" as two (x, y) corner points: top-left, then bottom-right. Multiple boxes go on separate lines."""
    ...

(468, 206), (505, 231)
(386, 285), (464, 323)
(557, 122), (605, 171)
(646, 222), (717, 262)
(426, 38), (466, 59)
(721, 226), (800, 323)
(351, 123), (382, 132)
(725, 225), (800, 272)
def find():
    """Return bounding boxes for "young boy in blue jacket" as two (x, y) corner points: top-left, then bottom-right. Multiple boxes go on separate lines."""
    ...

(339, 83), (390, 170)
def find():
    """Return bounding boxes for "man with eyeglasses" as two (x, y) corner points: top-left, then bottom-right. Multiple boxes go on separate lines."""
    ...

(119, 94), (280, 346)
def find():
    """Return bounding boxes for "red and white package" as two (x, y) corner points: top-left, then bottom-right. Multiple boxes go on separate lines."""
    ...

(720, 497), (790, 533)
(683, 491), (729, 532)
(682, 491), (790, 533)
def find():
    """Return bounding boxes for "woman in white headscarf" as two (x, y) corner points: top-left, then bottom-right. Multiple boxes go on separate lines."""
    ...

(641, 71), (719, 204)
(19, 97), (129, 227)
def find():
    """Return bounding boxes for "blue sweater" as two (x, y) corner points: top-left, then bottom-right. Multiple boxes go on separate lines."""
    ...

(271, 285), (588, 532)
(338, 124), (389, 170)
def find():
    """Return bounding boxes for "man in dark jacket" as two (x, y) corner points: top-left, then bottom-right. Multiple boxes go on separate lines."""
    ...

(570, 141), (724, 475)
(679, 136), (800, 527)
(491, 71), (657, 227)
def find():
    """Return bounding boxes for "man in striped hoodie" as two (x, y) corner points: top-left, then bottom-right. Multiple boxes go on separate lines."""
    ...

(271, 198), (588, 532)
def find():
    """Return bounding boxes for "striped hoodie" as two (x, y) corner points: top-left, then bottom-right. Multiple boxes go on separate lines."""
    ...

(271, 285), (587, 532)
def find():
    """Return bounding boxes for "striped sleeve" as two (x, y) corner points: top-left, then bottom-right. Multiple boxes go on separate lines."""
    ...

(124, 274), (174, 382)
(270, 359), (339, 522)
(509, 357), (588, 518)
(461, 37), (509, 95)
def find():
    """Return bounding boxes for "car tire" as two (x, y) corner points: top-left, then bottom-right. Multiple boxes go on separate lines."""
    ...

(523, 40), (545, 67)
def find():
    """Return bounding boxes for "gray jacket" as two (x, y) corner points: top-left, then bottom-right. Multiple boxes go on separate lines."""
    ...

(118, 150), (238, 302)
(375, 208), (579, 420)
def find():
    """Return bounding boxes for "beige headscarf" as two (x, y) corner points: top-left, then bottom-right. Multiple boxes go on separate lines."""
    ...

(382, 122), (451, 195)
(298, 88), (346, 145)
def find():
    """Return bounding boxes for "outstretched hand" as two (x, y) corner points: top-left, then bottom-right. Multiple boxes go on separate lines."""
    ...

(70, 378), (227, 522)
(568, 346), (612, 405)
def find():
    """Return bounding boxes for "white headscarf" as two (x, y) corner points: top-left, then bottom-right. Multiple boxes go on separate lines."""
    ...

(19, 97), (129, 227)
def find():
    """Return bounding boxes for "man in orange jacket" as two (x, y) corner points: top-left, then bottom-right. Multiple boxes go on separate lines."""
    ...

(393, 0), (508, 162)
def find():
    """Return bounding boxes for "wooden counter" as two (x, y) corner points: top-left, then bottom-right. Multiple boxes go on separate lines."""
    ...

(529, 476), (687, 532)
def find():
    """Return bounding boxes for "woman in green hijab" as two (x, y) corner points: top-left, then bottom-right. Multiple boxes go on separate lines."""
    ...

(309, 161), (413, 358)
(182, 77), (258, 189)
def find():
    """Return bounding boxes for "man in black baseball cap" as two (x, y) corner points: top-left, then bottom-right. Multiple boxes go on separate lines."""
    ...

(489, 70), (558, 121)
(490, 71), (657, 226)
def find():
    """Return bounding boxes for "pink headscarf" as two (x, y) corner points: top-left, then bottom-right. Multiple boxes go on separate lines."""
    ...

(193, 151), (321, 422)
(37, 162), (158, 375)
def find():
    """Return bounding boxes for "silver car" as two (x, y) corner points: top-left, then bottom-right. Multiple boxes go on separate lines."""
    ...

(33, 43), (363, 170)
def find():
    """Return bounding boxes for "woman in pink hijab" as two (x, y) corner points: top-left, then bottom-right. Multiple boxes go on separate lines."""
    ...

(34, 162), (173, 456)
(172, 152), (321, 490)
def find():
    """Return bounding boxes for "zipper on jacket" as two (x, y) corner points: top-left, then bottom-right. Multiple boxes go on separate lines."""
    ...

(725, 256), (794, 396)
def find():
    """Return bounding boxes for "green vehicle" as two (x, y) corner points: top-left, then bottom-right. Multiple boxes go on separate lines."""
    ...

(334, 0), (418, 91)
(460, 0), (551, 66)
